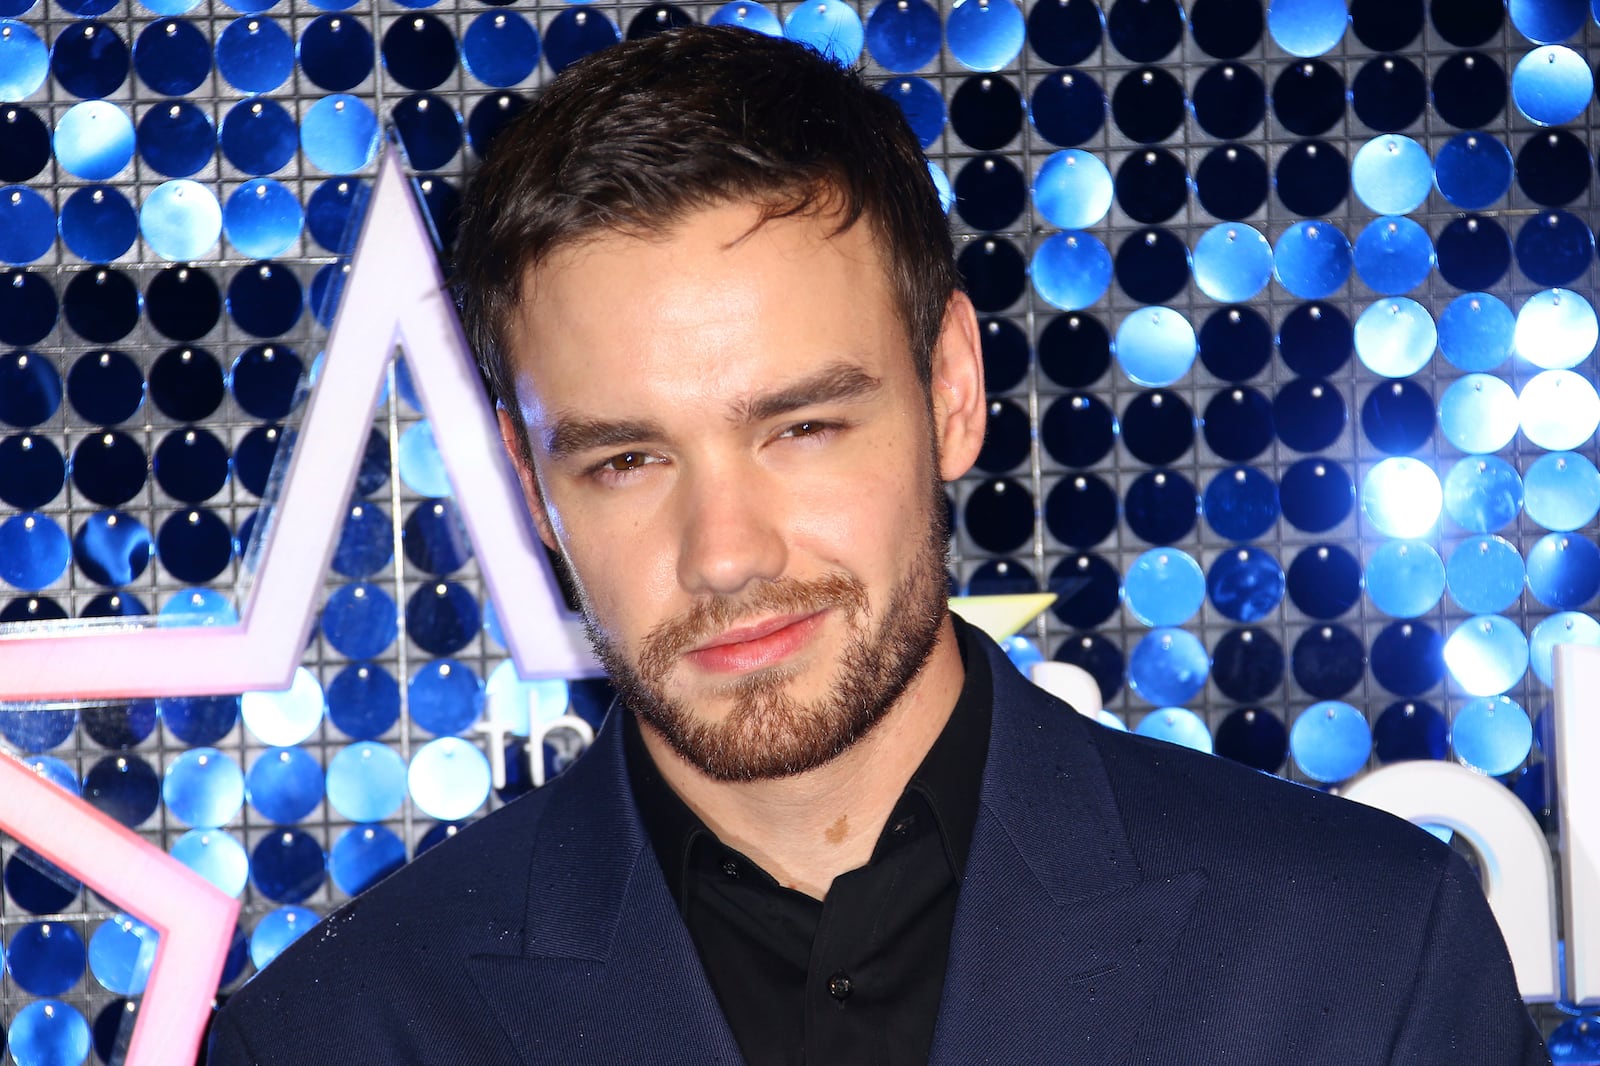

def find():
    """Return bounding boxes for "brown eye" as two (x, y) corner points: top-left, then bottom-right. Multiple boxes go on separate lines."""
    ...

(608, 452), (643, 471)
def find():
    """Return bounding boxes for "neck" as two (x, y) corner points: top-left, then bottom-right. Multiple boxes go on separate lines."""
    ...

(638, 618), (966, 899)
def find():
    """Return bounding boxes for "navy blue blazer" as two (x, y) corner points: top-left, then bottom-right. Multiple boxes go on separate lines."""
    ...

(210, 633), (1549, 1064)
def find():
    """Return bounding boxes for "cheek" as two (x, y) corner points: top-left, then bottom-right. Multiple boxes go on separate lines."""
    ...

(786, 451), (931, 568)
(560, 516), (682, 633)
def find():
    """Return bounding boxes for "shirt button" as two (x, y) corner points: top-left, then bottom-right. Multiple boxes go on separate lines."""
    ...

(720, 860), (739, 879)
(827, 973), (853, 1001)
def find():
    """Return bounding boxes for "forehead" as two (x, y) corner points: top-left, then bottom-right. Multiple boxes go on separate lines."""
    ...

(506, 202), (907, 412)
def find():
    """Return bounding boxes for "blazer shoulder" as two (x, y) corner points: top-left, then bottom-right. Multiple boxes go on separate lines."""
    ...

(1084, 716), (1455, 889)
(214, 773), (563, 1032)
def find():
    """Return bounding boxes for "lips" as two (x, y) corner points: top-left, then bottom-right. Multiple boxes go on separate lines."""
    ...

(684, 611), (825, 674)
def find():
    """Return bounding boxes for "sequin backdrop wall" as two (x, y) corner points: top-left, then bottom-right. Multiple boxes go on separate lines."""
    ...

(0, 0), (1597, 1056)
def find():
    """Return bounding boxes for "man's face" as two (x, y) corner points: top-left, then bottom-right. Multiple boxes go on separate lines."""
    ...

(502, 202), (982, 781)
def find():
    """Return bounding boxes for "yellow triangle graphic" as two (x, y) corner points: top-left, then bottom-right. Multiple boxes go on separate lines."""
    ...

(949, 593), (1057, 642)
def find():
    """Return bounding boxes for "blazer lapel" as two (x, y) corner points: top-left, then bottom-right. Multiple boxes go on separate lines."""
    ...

(463, 713), (745, 1065)
(931, 642), (1208, 1066)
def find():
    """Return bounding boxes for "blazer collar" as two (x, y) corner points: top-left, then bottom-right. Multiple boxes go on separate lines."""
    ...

(929, 634), (1209, 1065)
(465, 632), (1206, 1064)
(463, 712), (745, 1063)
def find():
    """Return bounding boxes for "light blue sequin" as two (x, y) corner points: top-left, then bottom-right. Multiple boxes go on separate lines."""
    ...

(1519, 370), (1600, 451)
(1444, 616), (1529, 697)
(1442, 457), (1523, 534)
(170, 829), (249, 896)
(784, 0), (864, 65)
(1451, 696), (1532, 777)
(1123, 548), (1204, 627)
(1354, 297), (1435, 378)
(1128, 627), (1209, 707)
(162, 747), (244, 828)
(1114, 306), (1195, 387)
(1514, 288), (1596, 371)
(947, 0), (1023, 72)
(1291, 701), (1370, 783)
(1438, 374), (1518, 454)
(408, 737), (491, 821)
(1530, 611), (1600, 686)
(1524, 452), (1600, 532)
(1446, 536), (1524, 615)
(1360, 457), (1440, 538)
(1134, 708), (1212, 753)
(140, 179), (220, 261)
(1031, 230), (1111, 311)
(1032, 150), (1111, 230)
(1364, 540), (1444, 618)
(1192, 223), (1272, 303)
(1438, 292), (1514, 372)
(1350, 135), (1432, 215)
(326, 741), (407, 822)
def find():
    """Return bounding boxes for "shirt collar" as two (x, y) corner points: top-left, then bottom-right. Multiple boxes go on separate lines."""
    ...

(624, 615), (994, 910)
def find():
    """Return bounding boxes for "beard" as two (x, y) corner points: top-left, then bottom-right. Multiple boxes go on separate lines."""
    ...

(575, 478), (952, 782)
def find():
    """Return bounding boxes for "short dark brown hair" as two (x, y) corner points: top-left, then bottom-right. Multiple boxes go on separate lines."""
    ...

(453, 25), (959, 442)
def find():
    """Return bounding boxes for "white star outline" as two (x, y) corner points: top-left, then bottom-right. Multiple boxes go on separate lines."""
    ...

(0, 755), (239, 1066)
(0, 146), (603, 704)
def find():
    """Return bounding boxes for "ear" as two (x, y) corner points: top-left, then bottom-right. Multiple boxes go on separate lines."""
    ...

(929, 291), (987, 483)
(496, 404), (560, 552)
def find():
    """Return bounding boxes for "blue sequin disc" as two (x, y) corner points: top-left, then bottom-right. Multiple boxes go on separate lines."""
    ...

(865, 0), (940, 70)
(408, 737), (491, 821)
(300, 95), (380, 174)
(1123, 548), (1204, 627)
(1438, 374), (1518, 454)
(162, 747), (244, 828)
(1353, 216), (1434, 295)
(329, 824), (406, 894)
(461, 11), (539, 87)
(1526, 532), (1600, 609)
(1525, 451), (1600, 532)
(1031, 231), (1111, 311)
(1451, 695), (1532, 777)
(216, 16), (293, 93)
(1514, 288), (1596, 371)
(326, 742), (407, 822)
(1127, 627), (1209, 706)
(246, 747), (324, 825)
(1446, 535), (1525, 615)
(1354, 297), (1435, 377)
(784, 0), (865, 65)
(1365, 540), (1444, 618)
(1290, 701), (1371, 782)
(326, 662), (401, 739)
(1206, 546), (1284, 623)
(1272, 221), (1351, 299)
(140, 179), (221, 261)
(1519, 369), (1600, 451)
(708, 0), (783, 34)
(1203, 465), (1279, 541)
(1350, 134), (1432, 214)
(223, 180), (303, 260)
(322, 582), (398, 659)
(1437, 292), (1514, 371)
(54, 101), (135, 181)
(947, 0), (1023, 72)
(1434, 132), (1513, 209)
(1530, 611), (1600, 686)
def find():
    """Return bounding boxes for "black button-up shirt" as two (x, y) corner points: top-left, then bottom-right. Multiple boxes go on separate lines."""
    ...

(625, 622), (993, 1066)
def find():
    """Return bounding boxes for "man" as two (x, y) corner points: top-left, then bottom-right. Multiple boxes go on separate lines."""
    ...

(210, 27), (1549, 1065)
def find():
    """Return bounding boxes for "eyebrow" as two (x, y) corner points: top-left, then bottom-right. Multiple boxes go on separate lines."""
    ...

(541, 361), (883, 461)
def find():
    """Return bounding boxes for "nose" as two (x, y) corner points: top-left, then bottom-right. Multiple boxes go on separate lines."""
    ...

(675, 466), (786, 598)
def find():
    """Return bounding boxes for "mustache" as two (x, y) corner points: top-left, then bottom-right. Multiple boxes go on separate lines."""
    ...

(636, 573), (869, 683)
